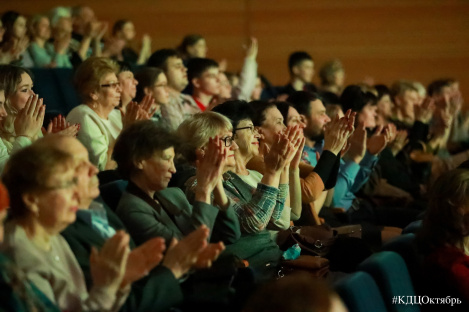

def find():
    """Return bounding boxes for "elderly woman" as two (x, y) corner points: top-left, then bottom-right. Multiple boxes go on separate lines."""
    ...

(0, 181), (61, 311)
(176, 112), (300, 279)
(27, 15), (72, 68)
(1, 140), (132, 312)
(67, 57), (150, 171)
(113, 120), (239, 246)
(417, 169), (469, 305)
(212, 101), (303, 238)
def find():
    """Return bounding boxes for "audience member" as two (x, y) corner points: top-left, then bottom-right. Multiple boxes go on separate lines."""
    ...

(107, 19), (151, 66)
(134, 67), (170, 125)
(279, 51), (317, 98)
(2, 142), (131, 311)
(0, 11), (31, 66)
(147, 48), (200, 129)
(319, 59), (345, 96)
(417, 169), (469, 305)
(177, 34), (207, 63)
(187, 57), (220, 111)
(67, 57), (151, 171)
(28, 15), (72, 68)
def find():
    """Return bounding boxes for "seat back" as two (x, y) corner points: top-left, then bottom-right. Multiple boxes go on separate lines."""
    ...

(402, 220), (422, 234)
(99, 180), (128, 211)
(359, 251), (420, 312)
(335, 271), (387, 312)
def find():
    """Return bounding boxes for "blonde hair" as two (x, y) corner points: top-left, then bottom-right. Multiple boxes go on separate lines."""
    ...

(74, 57), (118, 103)
(176, 112), (232, 162)
(319, 59), (344, 85)
(390, 80), (418, 99)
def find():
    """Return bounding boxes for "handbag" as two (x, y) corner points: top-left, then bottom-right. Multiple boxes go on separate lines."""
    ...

(333, 224), (362, 239)
(279, 255), (330, 279)
(277, 224), (337, 257)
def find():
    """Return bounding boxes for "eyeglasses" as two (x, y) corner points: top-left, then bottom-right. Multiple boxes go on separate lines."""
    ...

(153, 83), (167, 88)
(40, 177), (79, 191)
(234, 125), (256, 134)
(220, 136), (235, 147)
(100, 82), (120, 89)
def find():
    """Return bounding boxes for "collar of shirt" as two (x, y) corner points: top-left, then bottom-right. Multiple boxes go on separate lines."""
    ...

(76, 201), (116, 239)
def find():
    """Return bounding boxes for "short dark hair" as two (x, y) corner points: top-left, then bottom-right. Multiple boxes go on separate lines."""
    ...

(249, 100), (277, 127)
(1, 11), (21, 44)
(147, 49), (181, 71)
(112, 19), (130, 36)
(177, 34), (204, 56)
(211, 100), (252, 129)
(187, 58), (218, 87)
(134, 67), (165, 102)
(2, 142), (74, 219)
(427, 79), (455, 97)
(288, 51), (313, 74)
(340, 85), (377, 113)
(116, 60), (132, 74)
(113, 121), (179, 180)
(273, 101), (291, 126)
(287, 91), (319, 116)
(374, 84), (391, 101)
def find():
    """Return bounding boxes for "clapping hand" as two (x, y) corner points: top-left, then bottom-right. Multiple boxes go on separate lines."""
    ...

(162, 225), (210, 279)
(366, 125), (389, 155)
(42, 114), (79, 137)
(90, 231), (130, 292)
(195, 136), (227, 203)
(344, 121), (367, 163)
(14, 94), (45, 140)
(121, 237), (165, 287)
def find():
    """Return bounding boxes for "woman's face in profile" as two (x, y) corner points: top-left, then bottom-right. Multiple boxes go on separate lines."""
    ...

(233, 119), (260, 160)
(98, 72), (122, 108)
(31, 166), (80, 233)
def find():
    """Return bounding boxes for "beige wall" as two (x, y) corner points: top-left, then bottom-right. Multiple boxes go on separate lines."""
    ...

(3, 0), (469, 100)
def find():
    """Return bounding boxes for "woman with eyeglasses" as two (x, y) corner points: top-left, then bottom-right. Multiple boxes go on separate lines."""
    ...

(67, 57), (151, 171)
(2, 140), (131, 312)
(113, 120), (238, 247)
(212, 101), (304, 239)
(134, 67), (170, 126)
(176, 111), (299, 279)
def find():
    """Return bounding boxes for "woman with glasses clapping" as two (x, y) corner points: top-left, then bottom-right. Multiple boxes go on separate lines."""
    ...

(67, 57), (153, 171)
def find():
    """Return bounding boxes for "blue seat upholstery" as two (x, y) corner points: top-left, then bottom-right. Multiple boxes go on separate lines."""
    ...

(335, 271), (387, 312)
(402, 220), (422, 234)
(30, 68), (80, 117)
(359, 251), (420, 312)
(99, 180), (128, 211)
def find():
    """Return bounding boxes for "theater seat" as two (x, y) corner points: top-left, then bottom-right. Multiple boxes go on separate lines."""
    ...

(358, 251), (420, 312)
(99, 180), (128, 211)
(335, 271), (387, 312)
(402, 220), (422, 234)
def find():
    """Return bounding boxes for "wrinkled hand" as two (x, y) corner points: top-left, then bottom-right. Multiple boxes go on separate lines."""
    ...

(121, 237), (165, 287)
(162, 225), (209, 279)
(344, 121), (366, 163)
(121, 97), (157, 128)
(90, 231), (130, 292)
(193, 241), (225, 269)
(195, 136), (227, 198)
(14, 94), (45, 140)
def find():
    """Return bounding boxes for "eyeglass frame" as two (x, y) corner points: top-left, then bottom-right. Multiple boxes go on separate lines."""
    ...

(100, 82), (120, 89)
(234, 125), (257, 134)
(220, 135), (235, 147)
